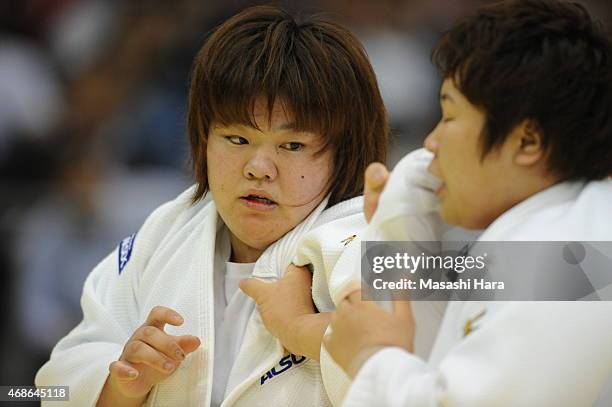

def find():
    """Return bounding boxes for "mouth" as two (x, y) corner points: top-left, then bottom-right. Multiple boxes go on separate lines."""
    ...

(427, 159), (441, 178)
(240, 193), (278, 210)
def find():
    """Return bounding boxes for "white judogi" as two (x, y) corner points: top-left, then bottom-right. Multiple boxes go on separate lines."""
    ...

(34, 186), (352, 407)
(341, 159), (612, 406)
(35, 184), (445, 407)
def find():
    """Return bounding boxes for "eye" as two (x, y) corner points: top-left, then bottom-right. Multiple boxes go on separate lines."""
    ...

(281, 142), (305, 151)
(225, 136), (249, 145)
(442, 117), (454, 123)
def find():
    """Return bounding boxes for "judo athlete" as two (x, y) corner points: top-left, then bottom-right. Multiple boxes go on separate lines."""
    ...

(244, 0), (612, 406)
(35, 6), (393, 407)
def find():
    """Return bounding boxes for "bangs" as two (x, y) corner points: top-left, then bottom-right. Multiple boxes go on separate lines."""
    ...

(204, 89), (338, 155)
(193, 13), (355, 153)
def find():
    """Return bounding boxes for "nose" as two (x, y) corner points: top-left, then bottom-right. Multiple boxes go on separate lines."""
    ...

(243, 151), (278, 181)
(424, 125), (440, 154)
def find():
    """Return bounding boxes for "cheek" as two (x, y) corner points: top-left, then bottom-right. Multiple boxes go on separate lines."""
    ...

(206, 145), (237, 202)
(207, 141), (241, 177)
(449, 163), (482, 203)
(206, 154), (222, 190)
(279, 156), (332, 207)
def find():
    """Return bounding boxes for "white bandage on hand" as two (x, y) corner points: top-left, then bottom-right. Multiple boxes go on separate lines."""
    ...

(366, 148), (445, 242)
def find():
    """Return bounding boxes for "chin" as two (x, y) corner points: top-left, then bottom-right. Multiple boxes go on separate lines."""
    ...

(235, 229), (282, 251)
(440, 206), (484, 231)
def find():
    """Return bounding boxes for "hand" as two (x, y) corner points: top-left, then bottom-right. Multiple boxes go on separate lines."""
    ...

(240, 264), (324, 359)
(364, 162), (390, 223)
(323, 291), (415, 378)
(365, 149), (443, 242)
(107, 306), (201, 400)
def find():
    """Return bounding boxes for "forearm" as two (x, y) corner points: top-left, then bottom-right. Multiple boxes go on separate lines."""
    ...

(95, 377), (148, 407)
(283, 312), (331, 361)
(344, 303), (612, 406)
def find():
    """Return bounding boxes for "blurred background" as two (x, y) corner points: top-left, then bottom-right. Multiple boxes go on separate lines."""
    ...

(1, 0), (611, 397)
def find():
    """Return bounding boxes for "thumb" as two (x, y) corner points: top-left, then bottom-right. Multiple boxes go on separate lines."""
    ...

(239, 277), (269, 302)
(392, 300), (414, 324)
(364, 162), (389, 223)
(286, 264), (313, 281)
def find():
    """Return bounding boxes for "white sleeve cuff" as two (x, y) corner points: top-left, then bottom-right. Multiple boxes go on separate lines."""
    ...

(342, 347), (435, 407)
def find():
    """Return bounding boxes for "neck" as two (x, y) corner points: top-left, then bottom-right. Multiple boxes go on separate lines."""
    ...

(229, 232), (264, 263)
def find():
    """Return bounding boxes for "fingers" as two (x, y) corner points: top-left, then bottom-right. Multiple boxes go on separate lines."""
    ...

(123, 340), (178, 374)
(127, 307), (200, 367)
(365, 162), (390, 190)
(391, 300), (414, 324)
(346, 290), (362, 304)
(144, 306), (184, 330)
(133, 325), (186, 362)
(388, 287), (413, 322)
(322, 329), (333, 352)
(323, 311), (339, 351)
(112, 306), (201, 393)
(176, 335), (201, 354)
(109, 360), (140, 381)
(334, 295), (353, 322)
(364, 162), (390, 223)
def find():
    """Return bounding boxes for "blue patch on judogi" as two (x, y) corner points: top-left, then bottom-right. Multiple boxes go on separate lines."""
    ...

(118, 233), (136, 274)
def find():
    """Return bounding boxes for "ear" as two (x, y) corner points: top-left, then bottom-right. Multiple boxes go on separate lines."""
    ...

(511, 119), (546, 167)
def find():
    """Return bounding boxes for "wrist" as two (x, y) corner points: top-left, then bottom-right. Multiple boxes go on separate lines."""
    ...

(284, 313), (332, 361)
(281, 314), (307, 356)
(98, 375), (148, 407)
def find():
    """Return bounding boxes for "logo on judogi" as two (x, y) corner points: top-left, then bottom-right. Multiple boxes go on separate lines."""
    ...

(463, 309), (486, 337)
(340, 234), (357, 246)
(260, 354), (307, 385)
(118, 233), (136, 274)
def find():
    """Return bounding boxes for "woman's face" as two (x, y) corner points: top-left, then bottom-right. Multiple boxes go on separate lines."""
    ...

(425, 78), (519, 230)
(207, 100), (333, 262)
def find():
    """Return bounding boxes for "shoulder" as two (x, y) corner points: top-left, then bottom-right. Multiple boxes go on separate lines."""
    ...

(116, 185), (213, 275)
(314, 196), (366, 242)
(137, 185), (209, 239)
(483, 180), (612, 241)
(297, 196), (366, 259)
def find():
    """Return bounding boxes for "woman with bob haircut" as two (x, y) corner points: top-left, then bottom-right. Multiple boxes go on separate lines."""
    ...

(35, 5), (402, 407)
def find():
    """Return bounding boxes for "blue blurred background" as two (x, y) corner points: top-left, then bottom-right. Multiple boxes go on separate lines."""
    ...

(1, 0), (610, 395)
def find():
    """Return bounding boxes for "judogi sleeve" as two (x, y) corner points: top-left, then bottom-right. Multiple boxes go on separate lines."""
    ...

(342, 302), (612, 406)
(294, 208), (367, 407)
(35, 199), (179, 407)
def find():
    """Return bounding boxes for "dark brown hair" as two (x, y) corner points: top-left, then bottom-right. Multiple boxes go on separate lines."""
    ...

(432, 0), (612, 180)
(187, 5), (388, 206)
